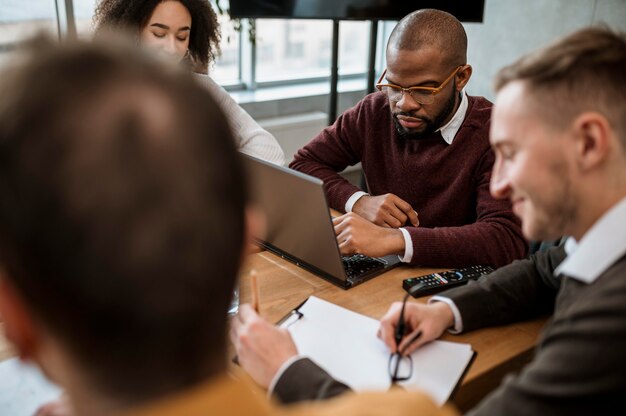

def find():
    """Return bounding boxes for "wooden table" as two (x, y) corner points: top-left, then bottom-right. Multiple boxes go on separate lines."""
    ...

(239, 250), (546, 412)
(0, 250), (545, 412)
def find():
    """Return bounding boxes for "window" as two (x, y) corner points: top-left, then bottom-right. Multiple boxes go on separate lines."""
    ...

(211, 9), (241, 85)
(256, 19), (332, 83)
(0, 0), (58, 67)
(73, 0), (97, 38)
(338, 21), (369, 76)
(1, 0), (378, 92)
(253, 19), (370, 85)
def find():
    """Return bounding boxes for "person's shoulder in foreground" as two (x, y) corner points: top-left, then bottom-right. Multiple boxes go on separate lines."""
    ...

(122, 374), (456, 416)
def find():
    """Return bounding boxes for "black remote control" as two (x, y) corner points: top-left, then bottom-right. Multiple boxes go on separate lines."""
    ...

(402, 265), (495, 297)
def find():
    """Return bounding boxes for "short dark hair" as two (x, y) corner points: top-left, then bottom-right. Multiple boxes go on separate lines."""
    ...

(494, 27), (626, 147)
(94, 0), (221, 73)
(0, 36), (246, 404)
(389, 9), (468, 68)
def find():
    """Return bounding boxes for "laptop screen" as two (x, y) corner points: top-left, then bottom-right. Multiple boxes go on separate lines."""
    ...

(242, 155), (348, 281)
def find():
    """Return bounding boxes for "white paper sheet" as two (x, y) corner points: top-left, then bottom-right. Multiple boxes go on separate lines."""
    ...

(283, 296), (474, 405)
(0, 358), (62, 416)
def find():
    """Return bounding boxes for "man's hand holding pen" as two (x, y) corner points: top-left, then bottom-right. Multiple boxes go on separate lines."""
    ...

(378, 301), (455, 356)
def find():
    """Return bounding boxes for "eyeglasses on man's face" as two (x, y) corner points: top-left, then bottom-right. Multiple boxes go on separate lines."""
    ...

(376, 66), (462, 105)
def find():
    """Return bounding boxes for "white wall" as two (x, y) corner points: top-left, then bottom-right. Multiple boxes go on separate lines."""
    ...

(464, 0), (626, 101)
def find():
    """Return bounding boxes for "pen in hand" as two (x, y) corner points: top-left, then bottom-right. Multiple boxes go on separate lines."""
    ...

(395, 282), (425, 354)
(400, 330), (422, 355)
(394, 310), (406, 351)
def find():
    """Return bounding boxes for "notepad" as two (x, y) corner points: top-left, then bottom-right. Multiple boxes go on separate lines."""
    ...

(281, 296), (475, 406)
(0, 358), (62, 416)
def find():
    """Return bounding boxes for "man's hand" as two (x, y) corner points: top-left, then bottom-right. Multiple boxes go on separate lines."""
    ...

(378, 301), (455, 356)
(334, 212), (406, 258)
(230, 304), (298, 388)
(352, 194), (419, 228)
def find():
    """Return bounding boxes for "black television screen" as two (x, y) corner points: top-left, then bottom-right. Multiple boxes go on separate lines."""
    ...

(228, 0), (485, 22)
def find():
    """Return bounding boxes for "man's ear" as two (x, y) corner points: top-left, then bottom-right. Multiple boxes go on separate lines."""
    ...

(455, 64), (472, 92)
(571, 112), (612, 172)
(0, 272), (39, 361)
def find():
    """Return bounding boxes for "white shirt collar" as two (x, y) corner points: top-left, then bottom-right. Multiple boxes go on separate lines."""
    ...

(437, 90), (468, 145)
(554, 196), (626, 283)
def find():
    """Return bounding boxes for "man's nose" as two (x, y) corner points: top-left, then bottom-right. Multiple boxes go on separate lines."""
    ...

(395, 91), (422, 112)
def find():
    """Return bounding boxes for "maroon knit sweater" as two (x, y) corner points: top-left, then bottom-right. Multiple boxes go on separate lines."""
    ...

(289, 93), (527, 268)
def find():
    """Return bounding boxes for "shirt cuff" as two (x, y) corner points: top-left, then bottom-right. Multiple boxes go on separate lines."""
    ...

(428, 296), (463, 334)
(268, 355), (304, 396)
(345, 191), (368, 213)
(398, 228), (413, 263)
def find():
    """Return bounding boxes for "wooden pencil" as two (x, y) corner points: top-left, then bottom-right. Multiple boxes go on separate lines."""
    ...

(250, 269), (260, 314)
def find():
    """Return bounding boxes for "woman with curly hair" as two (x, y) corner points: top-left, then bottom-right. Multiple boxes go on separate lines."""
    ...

(93, 0), (285, 165)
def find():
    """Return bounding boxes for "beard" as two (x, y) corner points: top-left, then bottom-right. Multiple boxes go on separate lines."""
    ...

(392, 87), (458, 141)
(520, 159), (577, 241)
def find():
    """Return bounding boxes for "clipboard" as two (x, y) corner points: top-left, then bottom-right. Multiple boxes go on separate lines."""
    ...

(275, 298), (308, 326)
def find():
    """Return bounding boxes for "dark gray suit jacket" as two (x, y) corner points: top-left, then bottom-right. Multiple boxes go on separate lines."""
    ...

(274, 246), (626, 414)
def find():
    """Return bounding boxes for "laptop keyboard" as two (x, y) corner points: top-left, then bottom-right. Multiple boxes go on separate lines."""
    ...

(342, 254), (386, 280)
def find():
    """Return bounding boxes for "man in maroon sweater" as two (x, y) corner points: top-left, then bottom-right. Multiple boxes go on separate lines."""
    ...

(290, 9), (526, 268)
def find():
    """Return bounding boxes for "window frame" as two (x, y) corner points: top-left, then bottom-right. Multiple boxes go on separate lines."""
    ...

(1, 1), (388, 98)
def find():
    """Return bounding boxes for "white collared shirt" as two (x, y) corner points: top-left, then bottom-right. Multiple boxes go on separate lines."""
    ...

(555, 196), (626, 283)
(435, 195), (626, 333)
(438, 89), (469, 144)
(346, 91), (470, 263)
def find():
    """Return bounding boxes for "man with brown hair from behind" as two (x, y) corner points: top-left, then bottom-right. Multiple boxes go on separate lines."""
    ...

(0, 37), (454, 416)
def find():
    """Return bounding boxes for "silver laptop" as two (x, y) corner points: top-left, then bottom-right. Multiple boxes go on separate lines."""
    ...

(242, 155), (401, 289)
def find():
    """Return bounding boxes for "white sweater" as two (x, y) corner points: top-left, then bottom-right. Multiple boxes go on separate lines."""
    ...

(195, 74), (285, 166)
